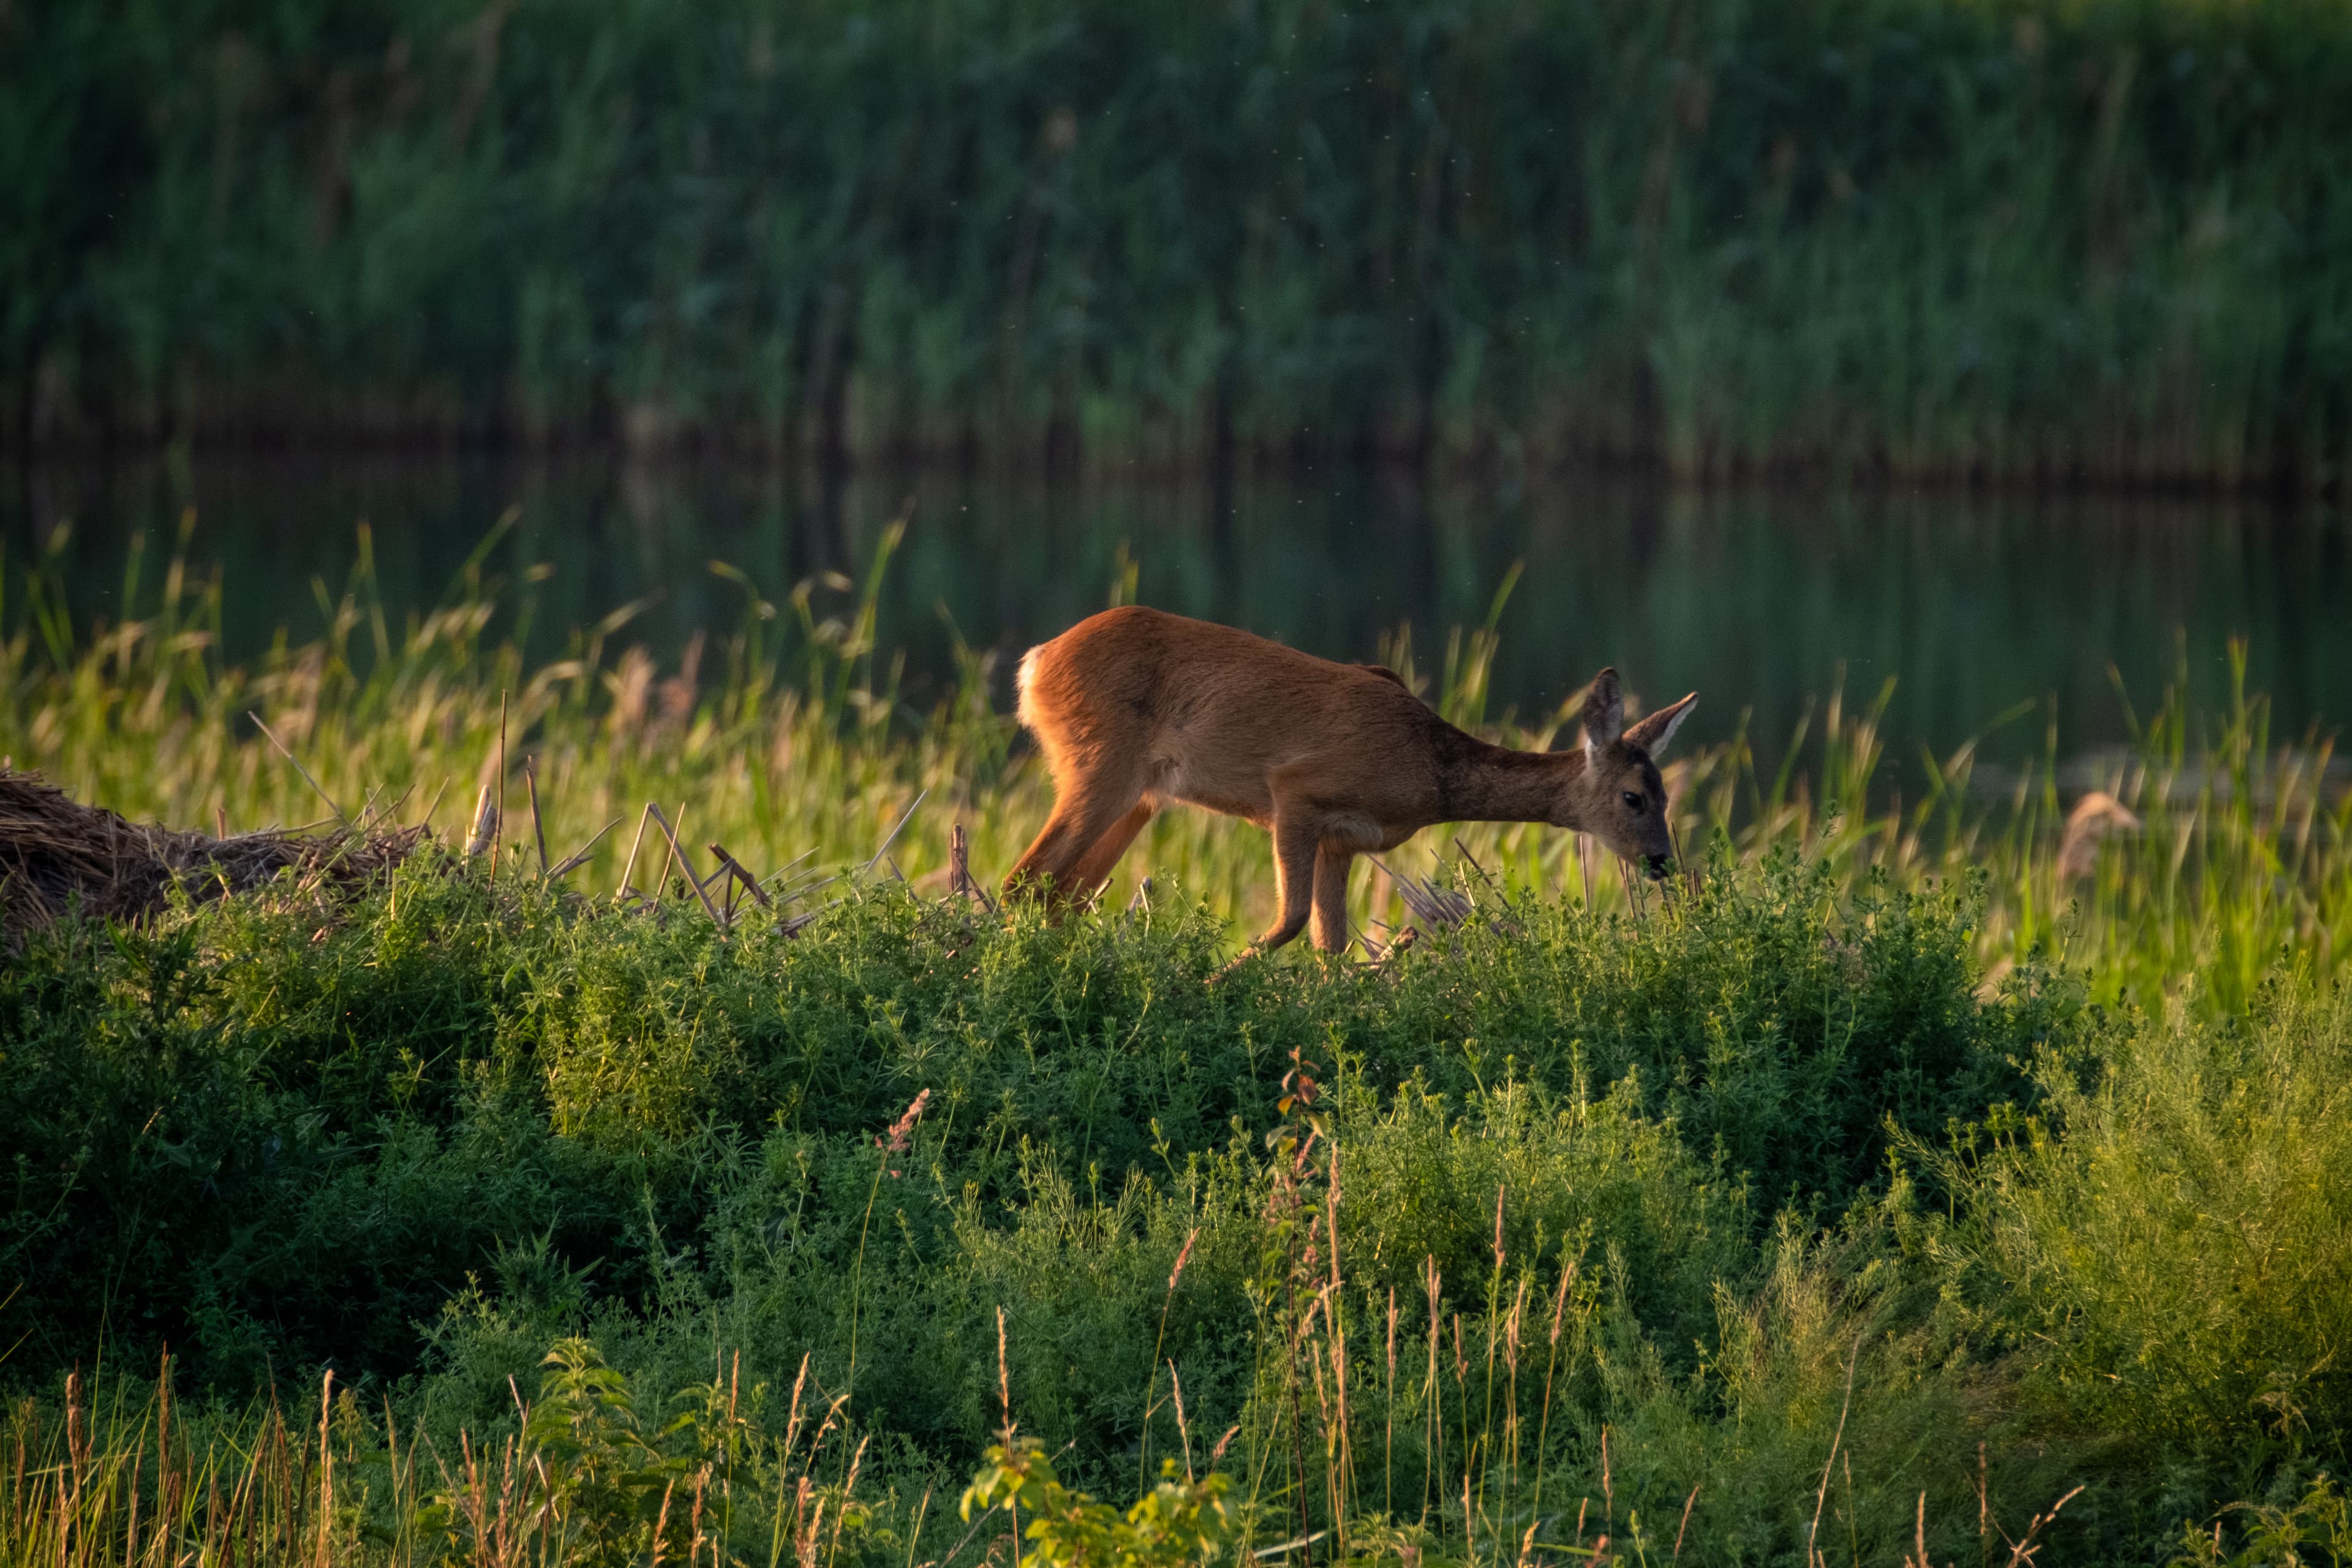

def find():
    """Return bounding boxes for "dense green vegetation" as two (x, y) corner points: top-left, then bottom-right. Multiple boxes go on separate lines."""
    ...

(5, 851), (2351, 1562)
(4, 535), (2351, 1562)
(1, 852), (2033, 1388)
(10, 0), (2352, 486)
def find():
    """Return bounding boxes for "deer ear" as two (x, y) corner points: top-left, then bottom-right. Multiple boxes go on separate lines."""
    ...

(1581, 668), (1624, 758)
(1624, 692), (1698, 759)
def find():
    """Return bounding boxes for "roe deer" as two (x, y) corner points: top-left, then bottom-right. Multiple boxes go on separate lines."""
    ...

(1001, 606), (1697, 956)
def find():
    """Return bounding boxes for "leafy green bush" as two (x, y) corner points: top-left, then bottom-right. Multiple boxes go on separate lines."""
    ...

(1937, 977), (2352, 1468)
(963, 1441), (1234, 1568)
(1348, 852), (2062, 1208)
(418, 1338), (699, 1568)
(0, 850), (2030, 1394)
(9, 846), (2332, 1559)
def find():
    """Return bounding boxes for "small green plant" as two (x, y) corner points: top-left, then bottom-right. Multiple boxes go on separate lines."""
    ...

(963, 1440), (1234, 1568)
(1934, 979), (2352, 1460)
(424, 1338), (685, 1568)
(2167, 1474), (2352, 1568)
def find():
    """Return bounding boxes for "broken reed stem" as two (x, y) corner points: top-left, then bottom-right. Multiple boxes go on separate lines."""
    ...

(948, 821), (1000, 913)
(616, 802), (655, 903)
(707, 842), (772, 908)
(246, 711), (349, 827)
(862, 789), (927, 875)
(464, 785), (498, 859)
(418, 775), (450, 835)
(547, 816), (624, 883)
(524, 759), (548, 876)
(647, 803), (723, 927)
(491, 691), (507, 881)
(370, 777), (417, 826)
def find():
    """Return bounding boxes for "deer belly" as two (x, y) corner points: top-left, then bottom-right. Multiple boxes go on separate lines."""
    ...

(1320, 812), (1391, 851)
(1149, 751), (1274, 825)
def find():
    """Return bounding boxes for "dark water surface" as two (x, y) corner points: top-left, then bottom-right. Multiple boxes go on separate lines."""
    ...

(9, 455), (2348, 766)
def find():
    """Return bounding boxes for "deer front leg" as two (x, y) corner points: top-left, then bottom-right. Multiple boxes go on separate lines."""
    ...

(1311, 843), (1355, 953)
(1250, 813), (1321, 954)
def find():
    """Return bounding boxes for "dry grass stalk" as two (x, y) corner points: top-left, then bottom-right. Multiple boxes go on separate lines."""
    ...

(948, 821), (998, 913)
(1368, 856), (1471, 930)
(548, 816), (624, 883)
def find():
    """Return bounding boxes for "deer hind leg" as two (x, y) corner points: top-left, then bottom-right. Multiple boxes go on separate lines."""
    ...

(1311, 843), (1356, 954)
(1002, 766), (1148, 908)
(1060, 796), (1158, 906)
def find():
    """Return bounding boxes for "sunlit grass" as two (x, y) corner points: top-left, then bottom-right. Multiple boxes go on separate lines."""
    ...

(4, 521), (2342, 1012)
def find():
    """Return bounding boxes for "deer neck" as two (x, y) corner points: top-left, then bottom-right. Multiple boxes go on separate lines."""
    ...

(1437, 736), (1583, 826)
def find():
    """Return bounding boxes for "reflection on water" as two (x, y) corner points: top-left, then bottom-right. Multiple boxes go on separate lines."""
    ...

(7, 454), (2348, 766)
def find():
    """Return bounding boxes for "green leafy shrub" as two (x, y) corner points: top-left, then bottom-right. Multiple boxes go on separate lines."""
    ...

(1354, 852), (2059, 1208)
(420, 1338), (688, 1568)
(2165, 1474), (2352, 1567)
(1938, 978), (2352, 1462)
(962, 1441), (1234, 1568)
(4, 845), (2319, 1559)
(1, 849), (2027, 1391)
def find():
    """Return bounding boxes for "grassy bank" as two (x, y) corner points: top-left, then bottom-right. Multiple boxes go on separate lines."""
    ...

(9, 0), (2352, 488)
(3, 529), (2351, 1562)
(5, 842), (2352, 1562)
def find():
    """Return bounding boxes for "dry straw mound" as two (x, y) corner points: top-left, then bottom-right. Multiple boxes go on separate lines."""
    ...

(0, 770), (427, 939)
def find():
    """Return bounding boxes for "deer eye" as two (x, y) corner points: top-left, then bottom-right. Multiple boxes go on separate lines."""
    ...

(1621, 791), (1645, 812)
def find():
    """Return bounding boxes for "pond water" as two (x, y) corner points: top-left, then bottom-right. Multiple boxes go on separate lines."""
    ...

(8, 454), (2348, 769)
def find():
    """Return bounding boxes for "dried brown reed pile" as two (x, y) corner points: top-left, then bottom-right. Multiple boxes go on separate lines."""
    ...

(0, 769), (428, 940)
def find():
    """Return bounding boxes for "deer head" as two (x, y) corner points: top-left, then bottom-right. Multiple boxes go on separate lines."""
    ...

(1568, 668), (1697, 878)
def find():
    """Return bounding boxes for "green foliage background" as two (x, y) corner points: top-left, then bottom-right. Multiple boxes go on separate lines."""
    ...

(9, 0), (2352, 483)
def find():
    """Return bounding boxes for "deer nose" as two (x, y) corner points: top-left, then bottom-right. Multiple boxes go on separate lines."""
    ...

(1642, 854), (1670, 880)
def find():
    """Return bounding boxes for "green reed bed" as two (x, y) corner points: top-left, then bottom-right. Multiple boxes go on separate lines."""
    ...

(9, 0), (2352, 488)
